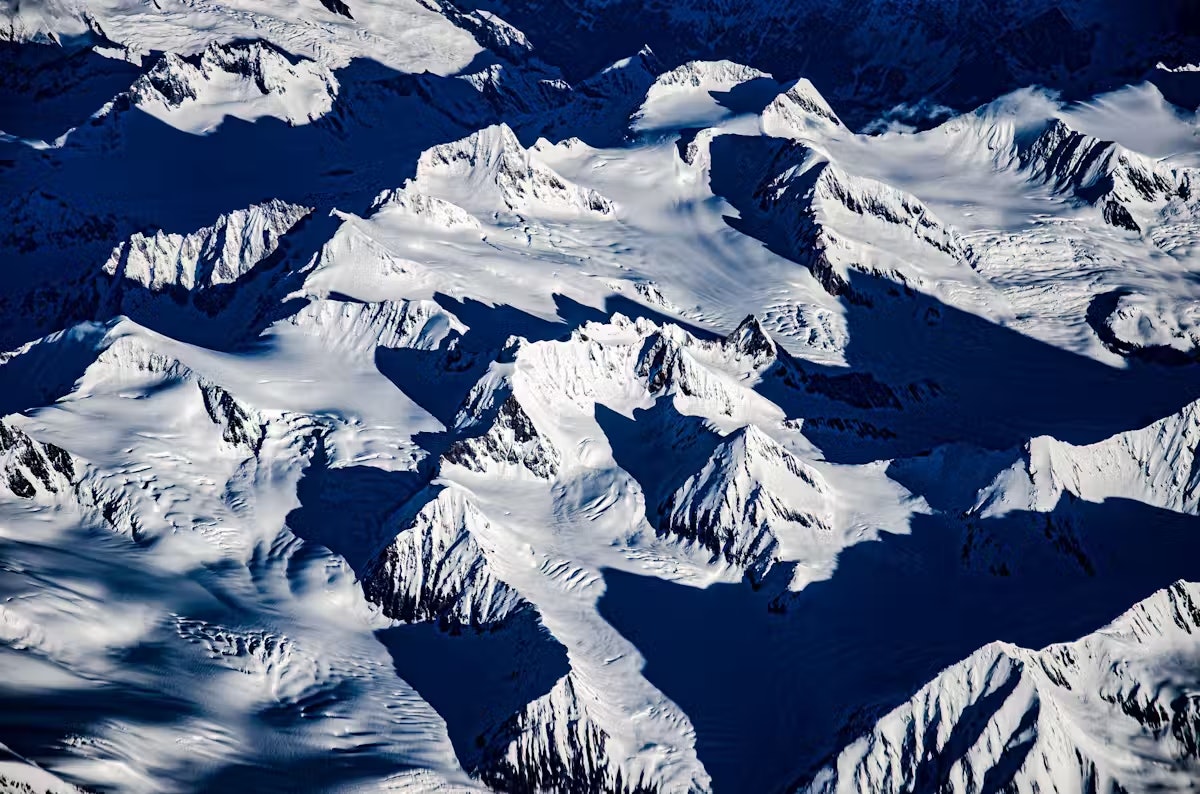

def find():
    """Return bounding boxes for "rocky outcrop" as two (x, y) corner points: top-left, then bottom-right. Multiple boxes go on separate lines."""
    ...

(0, 420), (76, 501)
(477, 674), (659, 794)
(737, 140), (968, 301)
(1016, 118), (1195, 233)
(361, 486), (528, 630)
(658, 425), (833, 584)
(443, 395), (560, 480)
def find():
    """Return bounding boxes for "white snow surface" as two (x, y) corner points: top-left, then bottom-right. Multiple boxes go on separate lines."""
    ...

(2, 6), (1200, 792)
(803, 581), (1200, 793)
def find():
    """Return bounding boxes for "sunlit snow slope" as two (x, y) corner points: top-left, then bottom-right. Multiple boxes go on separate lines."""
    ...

(2, 1), (1200, 793)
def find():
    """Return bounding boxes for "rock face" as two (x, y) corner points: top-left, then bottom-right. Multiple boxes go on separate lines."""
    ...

(658, 425), (833, 584)
(629, 319), (781, 419)
(361, 486), (528, 631)
(800, 581), (1200, 794)
(0, 420), (76, 500)
(724, 314), (778, 369)
(1016, 118), (1196, 232)
(736, 139), (968, 301)
(102, 200), (311, 294)
(478, 673), (658, 794)
(443, 395), (561, 480)
(769, 152), (966, 260)
(415, 124), (616, 217)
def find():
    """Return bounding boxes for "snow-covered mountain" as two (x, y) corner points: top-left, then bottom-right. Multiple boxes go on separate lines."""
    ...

(415, 123), (617, 218)
(1014, 117), (1197, 233)
(3, 2), (1200, 793)
(102, 199), (311, 292)
(126, 41), (340, 133)
(657, 424), (835, 585)
(800, 580), (1200, 793)
(362, 485), (530, 629)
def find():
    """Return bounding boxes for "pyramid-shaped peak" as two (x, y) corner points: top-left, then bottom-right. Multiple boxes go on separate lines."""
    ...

(725, 315), (777, 364)
(761, 78), (842, 137)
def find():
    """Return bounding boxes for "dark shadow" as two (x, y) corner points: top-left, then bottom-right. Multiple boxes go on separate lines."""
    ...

(435, 294), (569, 346)
(1149, 67), (1200, 113)
(375, 294), (571, 429)
(375, 344), (486, 430)
(286, 432), (429, 575)
(95, 208), (338, 352)
(700, 133), (1200, 464)
(0, 321), (108, 415)
(709, 76), (781, 116)
(376, 610), (570, 772)
(0, 41), (143, 142)
(595, 401), (722, 515)
(884, 445), (1017, 514)
(599, 498), (1200, 794)
(603, 293), (721, 342)
(194, 745), (413, 794)
(0, 51), (513, 349)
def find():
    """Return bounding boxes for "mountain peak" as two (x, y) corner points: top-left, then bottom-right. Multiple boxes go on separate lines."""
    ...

(362, 486), (528, 631)
(761, 78), (842, 137)
(442, 394), (561, 480)
(724, 314), (777, 367)
(658, 424), (833, 585)
(416, 125), (616, 217)
(103, 200), (311, 293)
(128, 40), (339, 132)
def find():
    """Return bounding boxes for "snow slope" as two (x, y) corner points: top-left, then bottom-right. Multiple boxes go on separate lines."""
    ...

(802, 581), (1200, 793)
(2, 3), (1200, 793)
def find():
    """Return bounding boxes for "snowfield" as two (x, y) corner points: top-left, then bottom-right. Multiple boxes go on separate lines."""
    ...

(2, 1), (1200, 792)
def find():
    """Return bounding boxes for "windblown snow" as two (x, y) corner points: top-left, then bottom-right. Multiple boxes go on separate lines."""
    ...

(2, 1), (1200, 793)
